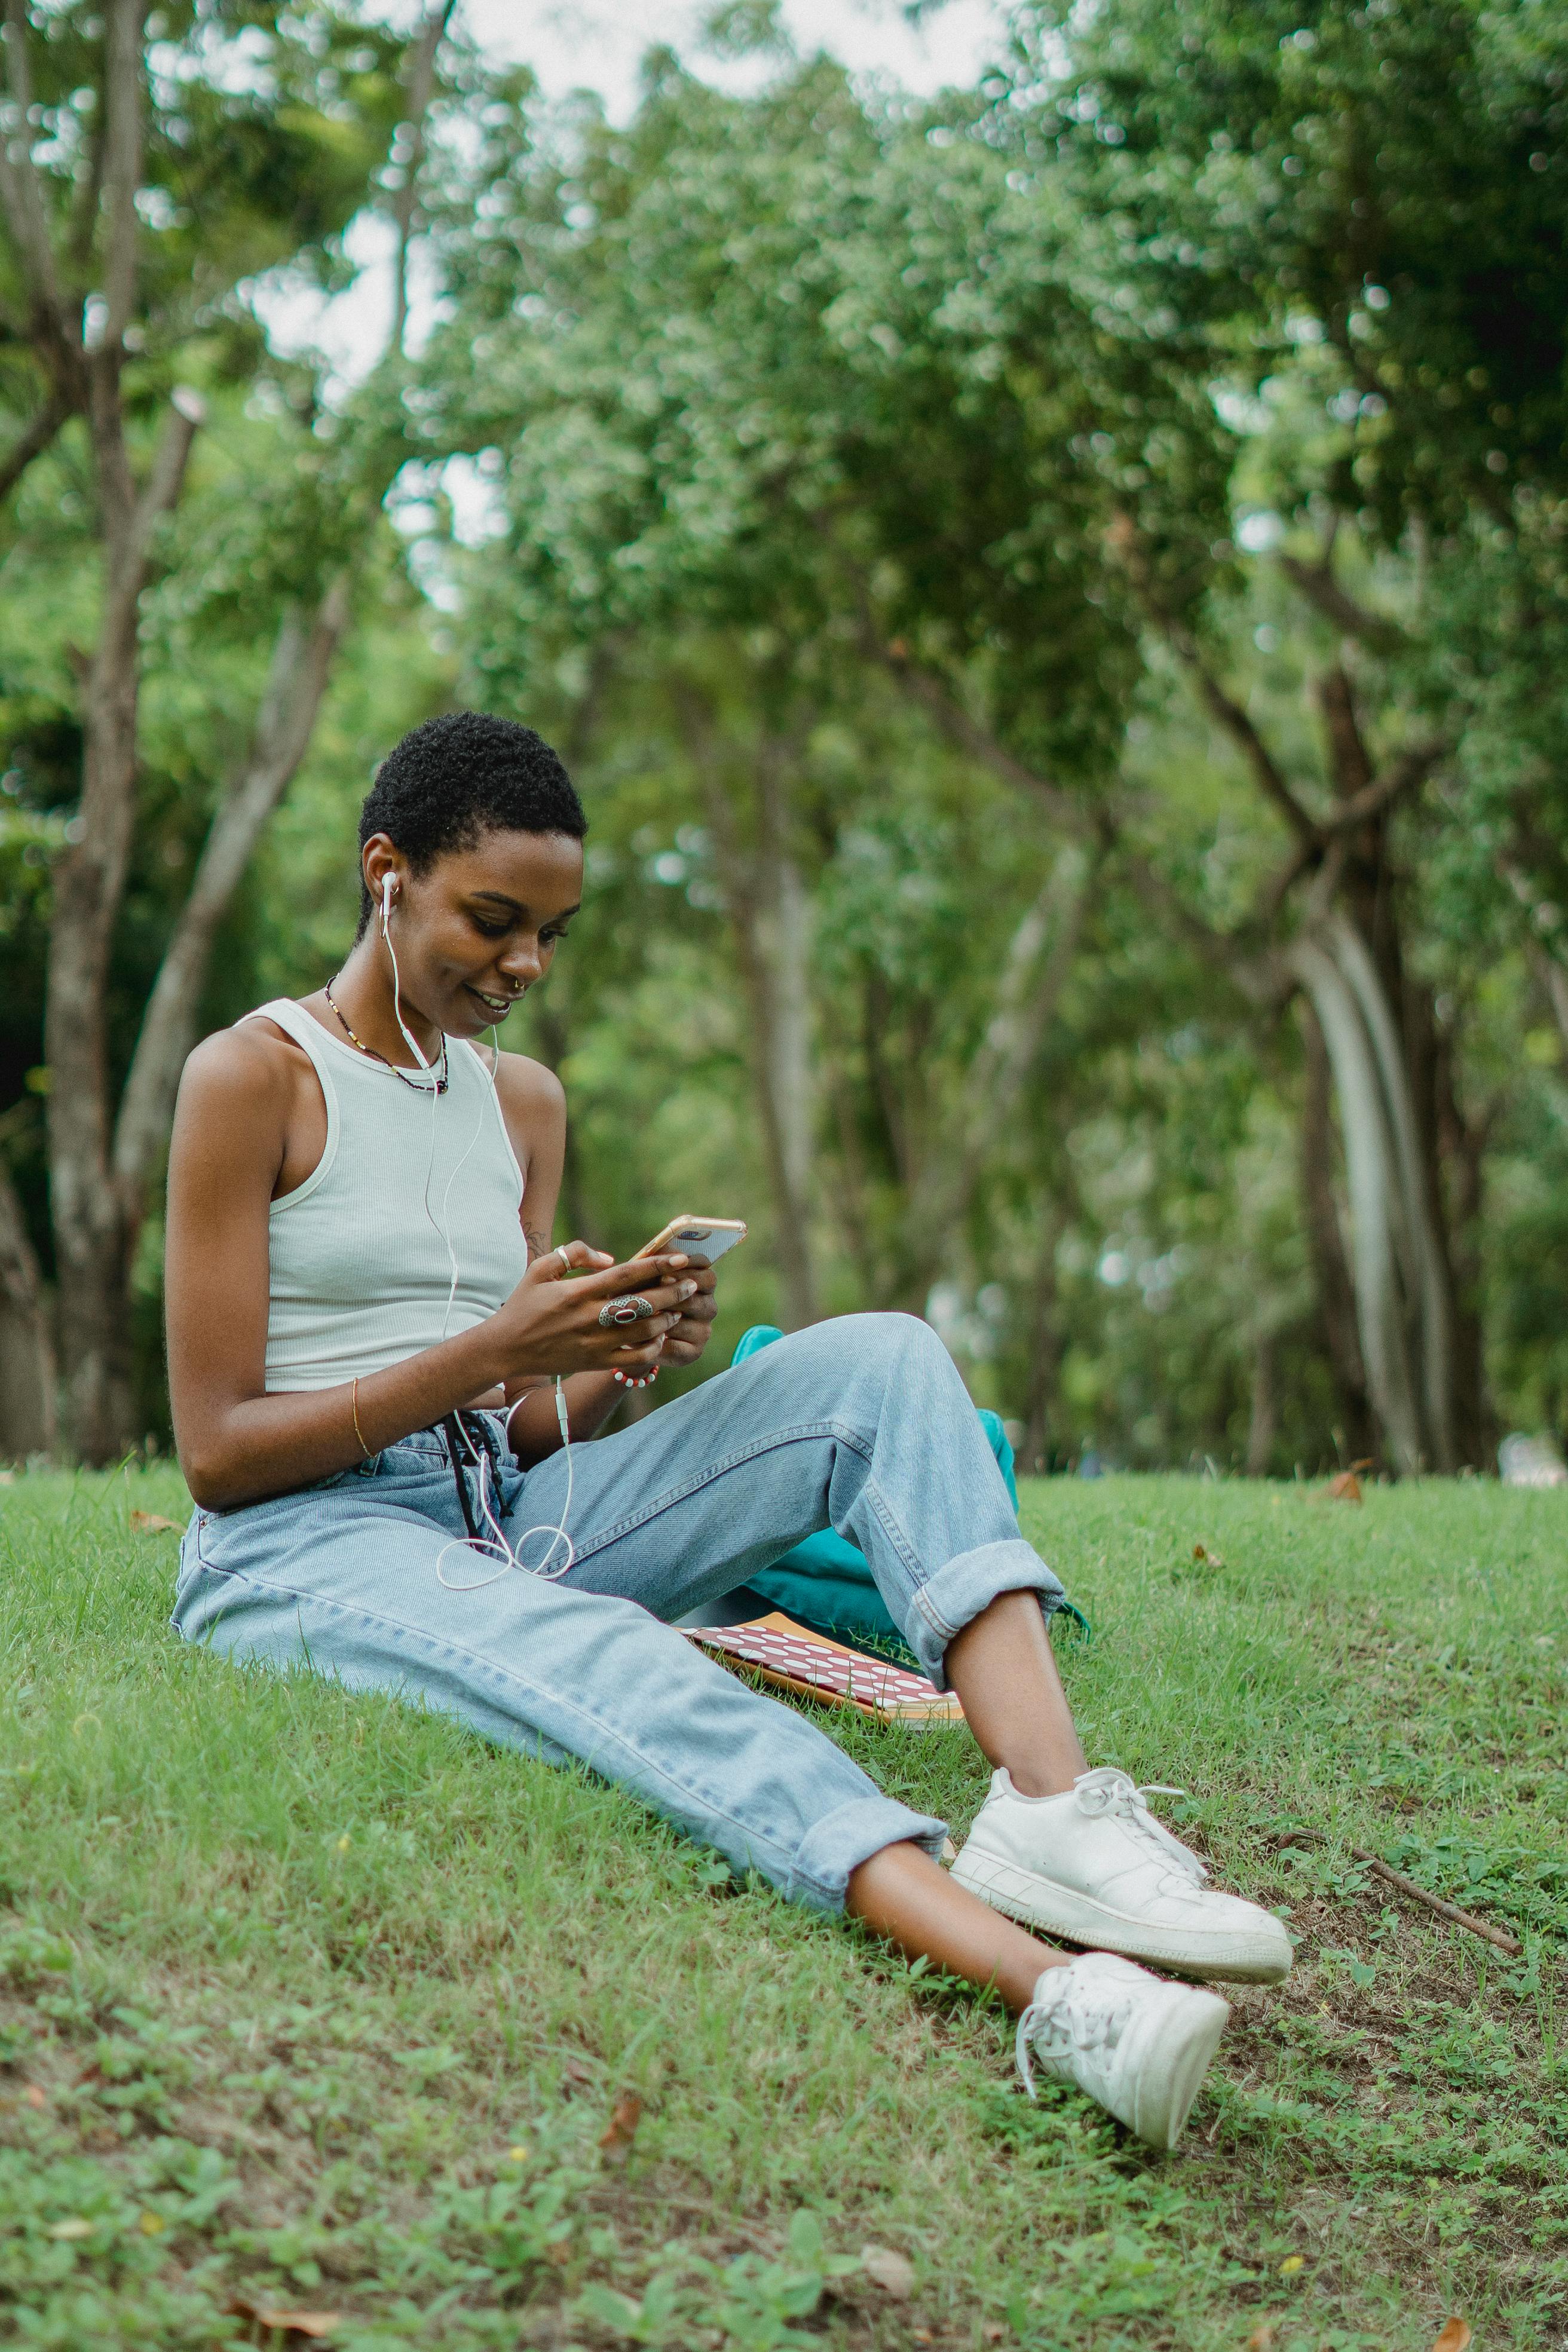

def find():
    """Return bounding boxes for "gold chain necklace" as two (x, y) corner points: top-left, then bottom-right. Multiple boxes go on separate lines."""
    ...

(324, 979), (449, 1094)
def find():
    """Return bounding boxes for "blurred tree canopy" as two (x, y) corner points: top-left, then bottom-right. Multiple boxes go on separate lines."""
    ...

(0, 0), (1564, 1472)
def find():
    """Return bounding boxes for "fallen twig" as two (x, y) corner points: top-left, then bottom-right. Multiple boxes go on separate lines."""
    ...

(1268, 1830), (1523, 1958)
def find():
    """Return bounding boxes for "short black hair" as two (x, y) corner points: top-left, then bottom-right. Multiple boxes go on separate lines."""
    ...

(356, 711), (586, 933)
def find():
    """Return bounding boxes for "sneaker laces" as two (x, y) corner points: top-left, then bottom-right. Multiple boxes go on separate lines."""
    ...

(1015, 1968), (1134, 2099)
(1073, 1769), (1210, 1886)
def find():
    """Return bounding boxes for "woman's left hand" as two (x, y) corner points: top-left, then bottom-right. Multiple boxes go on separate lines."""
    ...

(659, 1254), (718, 1365)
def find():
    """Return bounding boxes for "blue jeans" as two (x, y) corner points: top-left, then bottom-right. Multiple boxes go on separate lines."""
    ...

(724, 1322), (1020, 1655)
(172, 1313), (1066, 1913)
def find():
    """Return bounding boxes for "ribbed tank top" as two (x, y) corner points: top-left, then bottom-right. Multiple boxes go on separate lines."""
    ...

(240, 999), (530, 1394)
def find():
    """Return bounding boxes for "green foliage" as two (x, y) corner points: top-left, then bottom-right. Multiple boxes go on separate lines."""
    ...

(0, 0), (463, 1432)
(1012, 0), (1568, 525)
(2, 1), (1568, 1469)
(0, 5), (406, 360)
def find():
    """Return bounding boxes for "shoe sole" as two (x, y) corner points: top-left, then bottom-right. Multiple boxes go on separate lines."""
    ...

(951, 1846), (1293, 1984)
(1131, 1988), (1230, 2150)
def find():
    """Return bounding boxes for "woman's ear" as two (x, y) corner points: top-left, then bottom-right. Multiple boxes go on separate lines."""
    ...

(361, 832), (405, 914)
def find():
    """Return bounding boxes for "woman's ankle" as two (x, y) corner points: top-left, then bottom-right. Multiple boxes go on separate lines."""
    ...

(1002, 1762), (1078, 1800)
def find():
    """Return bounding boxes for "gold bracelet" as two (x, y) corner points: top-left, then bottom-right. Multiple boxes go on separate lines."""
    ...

(350, 1376), (372, 1460)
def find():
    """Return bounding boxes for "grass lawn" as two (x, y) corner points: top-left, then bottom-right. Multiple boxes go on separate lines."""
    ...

(0, 1465), (1562, 2350)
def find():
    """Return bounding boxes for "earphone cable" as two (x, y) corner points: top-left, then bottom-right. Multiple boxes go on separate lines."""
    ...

(374, 877), (577, 1592)
(436, 1024), (501, 1343)
(434, 1378), (575, 1590)
(380, 874), (474, 1336)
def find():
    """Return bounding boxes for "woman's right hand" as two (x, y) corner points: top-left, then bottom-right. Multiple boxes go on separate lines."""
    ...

(488, 1241), (697, 1381)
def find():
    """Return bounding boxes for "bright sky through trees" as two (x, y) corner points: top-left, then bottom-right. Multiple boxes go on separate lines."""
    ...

(257, 0), (1004, 388)
(465, 0), (1002, 118)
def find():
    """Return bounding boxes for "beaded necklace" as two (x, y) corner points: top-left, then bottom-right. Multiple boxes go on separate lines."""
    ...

(323, 978), (449, 1094)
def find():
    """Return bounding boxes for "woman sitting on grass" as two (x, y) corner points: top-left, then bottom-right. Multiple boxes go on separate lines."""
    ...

(164, 711), (1291, 2151)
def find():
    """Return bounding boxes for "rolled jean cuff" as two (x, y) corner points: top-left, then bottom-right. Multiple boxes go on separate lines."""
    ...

(906, 1538), (1067, 1690)
(787, 1794), (948, 1914)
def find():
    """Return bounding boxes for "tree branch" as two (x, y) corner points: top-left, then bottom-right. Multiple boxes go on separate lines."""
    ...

(864, 630), (1083, 830)
(1168, 626), (1319, 844)
(1107, 513), (1320, 847)
(909, 846), (1097, 1260)
(113, 574), (353, 1211)
(100, 0), (147, 351)
(1120, 836), (1279, 1005)
(389, 2), (456, 358)
(1316, 661), (1373, 800)
(1493, 843), (1568, 1064)
(66, 102), (105, 271)
(0, 387), (63, 503)
(103, 0), (464, 1217)
(861, 619), (1278, 1002)
(0, 1144), (55, 1452)
(104, 384), (201, 621)
(1529, 942), (1568, 1067)
(1111, 517), (1436, 863)
(1279, 553), (1408, 653)
(0, 0), (72, 345)
(1251, 837), (1320, 931)
(1319, 737), (1446, 837)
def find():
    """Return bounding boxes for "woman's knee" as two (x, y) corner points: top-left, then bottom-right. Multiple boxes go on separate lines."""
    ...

(812, 1312), (952, 1407)
(757, 1312), (948, 1416)
(848, 1310), (946, 1377)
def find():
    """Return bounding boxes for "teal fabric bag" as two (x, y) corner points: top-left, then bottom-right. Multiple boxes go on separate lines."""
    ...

(727, 1324), (1018, 1661)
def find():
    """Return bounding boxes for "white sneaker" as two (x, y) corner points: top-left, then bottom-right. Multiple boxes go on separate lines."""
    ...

(952, 1766), (1293, 1983)
(1016, 1951), (1229, 2151)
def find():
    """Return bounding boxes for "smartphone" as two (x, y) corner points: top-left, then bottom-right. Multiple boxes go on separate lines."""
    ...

(638, 1214), (748, 1266)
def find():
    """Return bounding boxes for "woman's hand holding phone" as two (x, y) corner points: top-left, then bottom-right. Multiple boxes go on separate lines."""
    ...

(490, 1240), (697, 1383)
(627, 1218), (736, 1368)
(657, 1251), (718, 1365)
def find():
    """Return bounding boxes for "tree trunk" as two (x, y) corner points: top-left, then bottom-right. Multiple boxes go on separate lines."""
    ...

(112, 578), (351, 1230)
(1290, 924), (1461, 1475)
(822, 1062), (877, 1297)
(846, 847), (1095, 1323)
(751, 771), (817, 1328)
(0, 1157), (56, 1454)
(1290, 936), (1423, 1471)
(1530, 943), (1568, 1065)
(1297, 1002), (1377, 1463)
(1019, 1218), (1064, 1475)
(1332, 918), (1456, 1468)
(1424, 1003), (1493, 1466)
(1244, 1328), (1277, 1477)
(44, 390), (201, 1461)
(696, 726), (818, 1330)
(0, 4), (445, 1460)
(902, 847), (1091, 1304)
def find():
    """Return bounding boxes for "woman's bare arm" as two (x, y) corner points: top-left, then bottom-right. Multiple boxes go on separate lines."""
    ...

(165, 1028), (693, 1510)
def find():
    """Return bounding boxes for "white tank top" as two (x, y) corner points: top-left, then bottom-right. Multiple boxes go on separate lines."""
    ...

(241, 999), (530, 1393)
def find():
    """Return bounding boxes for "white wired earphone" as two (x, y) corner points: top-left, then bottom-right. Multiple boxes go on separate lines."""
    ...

(375, 868), (578, 1592)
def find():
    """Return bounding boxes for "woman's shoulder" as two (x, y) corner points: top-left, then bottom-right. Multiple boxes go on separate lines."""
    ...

(179, 1011), (315, 1114)
(486, 1048), (565, 1124)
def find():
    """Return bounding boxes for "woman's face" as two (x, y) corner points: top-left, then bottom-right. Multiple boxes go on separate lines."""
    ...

(365, 826), (584, 1039)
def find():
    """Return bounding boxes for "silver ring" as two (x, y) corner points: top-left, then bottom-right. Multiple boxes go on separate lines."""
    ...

(599, 1294), (654, 1329)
